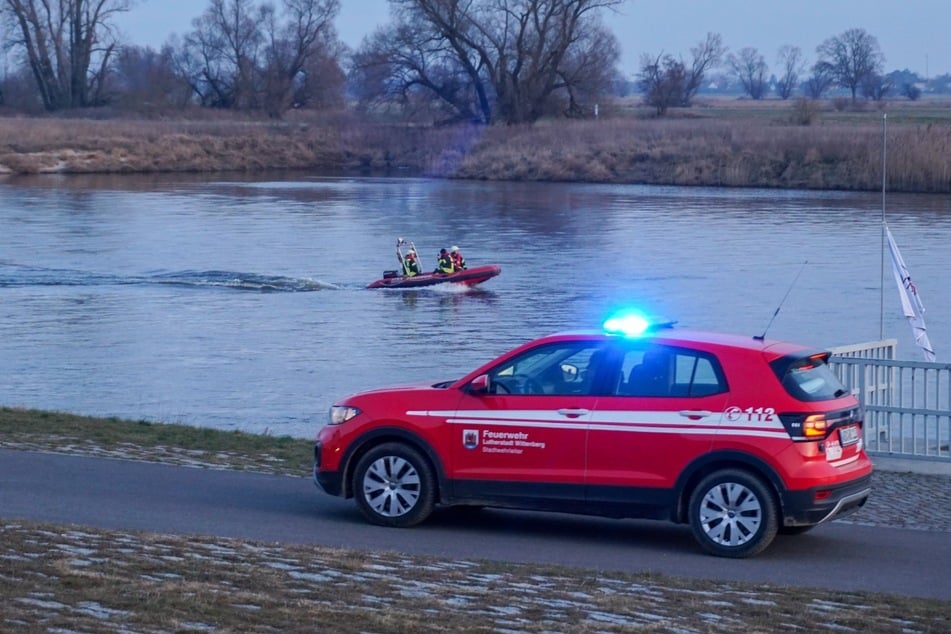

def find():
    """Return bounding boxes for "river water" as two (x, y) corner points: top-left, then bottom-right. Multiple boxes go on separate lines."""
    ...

(1, 173), (948, 438)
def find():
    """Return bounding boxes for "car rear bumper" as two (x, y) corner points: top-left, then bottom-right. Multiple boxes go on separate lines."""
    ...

(780, 473), (872, 527)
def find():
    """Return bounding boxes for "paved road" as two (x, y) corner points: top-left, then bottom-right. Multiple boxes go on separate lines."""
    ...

(1, 448), (949, 600)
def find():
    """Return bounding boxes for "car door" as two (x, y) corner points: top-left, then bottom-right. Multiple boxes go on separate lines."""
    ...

(448, 340), (607, 505)
(585, 343), (729, 506)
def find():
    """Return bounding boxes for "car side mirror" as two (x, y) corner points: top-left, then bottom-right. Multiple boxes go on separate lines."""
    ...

(469, 374), (490, 394)
(560, 363), (579, 382)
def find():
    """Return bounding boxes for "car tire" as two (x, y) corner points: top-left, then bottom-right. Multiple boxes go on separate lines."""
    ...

(353, 443), (436, 528)
(688, 469), (778, 558)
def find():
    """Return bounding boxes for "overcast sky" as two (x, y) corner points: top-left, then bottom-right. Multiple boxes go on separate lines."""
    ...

(116, 0), (950, 78)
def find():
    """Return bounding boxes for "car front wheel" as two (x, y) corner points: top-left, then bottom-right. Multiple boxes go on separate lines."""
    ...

(688, 469), (778, 558)
(353, 443), (436, 528)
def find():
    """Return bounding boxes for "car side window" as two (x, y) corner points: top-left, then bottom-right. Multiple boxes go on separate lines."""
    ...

(619, 346), (726, 397)
(488, 342), (607, 396)
(673, 353), (725, 396)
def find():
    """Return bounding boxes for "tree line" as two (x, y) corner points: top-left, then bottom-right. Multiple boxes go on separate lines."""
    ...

(635, 27), (932, 115)
(0, 0), (945, 121)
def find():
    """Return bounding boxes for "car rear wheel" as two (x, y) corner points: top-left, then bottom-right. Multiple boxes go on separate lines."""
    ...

(688, 469), (778, 558)
(353, 443), (436, 528)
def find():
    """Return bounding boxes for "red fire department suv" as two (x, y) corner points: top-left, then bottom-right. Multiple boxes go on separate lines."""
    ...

(314, 317), (872, 558)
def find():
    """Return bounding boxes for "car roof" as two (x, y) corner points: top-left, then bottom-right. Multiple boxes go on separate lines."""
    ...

(540, 329), (818, 358)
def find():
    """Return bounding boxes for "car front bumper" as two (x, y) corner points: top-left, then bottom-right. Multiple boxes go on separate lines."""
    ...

(313, 441), (344, 496)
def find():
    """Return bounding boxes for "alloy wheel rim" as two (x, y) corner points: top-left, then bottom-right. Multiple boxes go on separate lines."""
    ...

(363, 455), (421, 517)
(699, 482), (762, 547)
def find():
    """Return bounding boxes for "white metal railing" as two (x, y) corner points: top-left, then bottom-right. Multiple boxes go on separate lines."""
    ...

(829, 341), (951, 461)
(829, 339), (898, 361)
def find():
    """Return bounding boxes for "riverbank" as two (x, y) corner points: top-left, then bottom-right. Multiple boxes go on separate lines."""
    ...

(1, 98), (949, 192)
(1, 408), (949, 631)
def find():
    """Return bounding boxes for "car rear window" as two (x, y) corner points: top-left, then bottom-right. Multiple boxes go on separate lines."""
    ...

(774, 353), (850, 402)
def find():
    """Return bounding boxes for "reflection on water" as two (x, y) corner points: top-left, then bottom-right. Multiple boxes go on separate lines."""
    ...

(1, 174), (949, 438)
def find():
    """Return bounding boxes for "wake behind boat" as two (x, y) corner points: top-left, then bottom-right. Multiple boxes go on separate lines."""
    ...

(367, 239), (501, 289)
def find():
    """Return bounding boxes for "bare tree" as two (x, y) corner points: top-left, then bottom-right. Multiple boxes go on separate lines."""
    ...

(349, 19), (485, 123)
(1, 0), (131, 110)
(681, 32), (725, 106)
(176, 0), (341, 114)
(775, 45), (803, 100)
(815, 27), (884, 101)
(637, 52), (684, 115)
(549, 12), (620, 118)
(861, 71), (892, 101)
(180, 0), (264, 109)
(351, 0), (623, 125)
(258, 0), (340, 115)
(802, 59), (839, 100)
(110, 44), (193, 109)
(802, 69), (833, 99)
(0, 65), (44, 110)
(291, 40), (345, 109)
(638, 32), (723, 111)
(728, 46), (768, 99)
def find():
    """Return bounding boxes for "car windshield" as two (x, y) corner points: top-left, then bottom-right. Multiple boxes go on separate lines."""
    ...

(488, 342), (607, 395)
(776, 354), (849, 402)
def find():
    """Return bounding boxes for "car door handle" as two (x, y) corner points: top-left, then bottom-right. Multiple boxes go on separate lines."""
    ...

(679, 410), (712, 420)
(557, 408), (590, 418)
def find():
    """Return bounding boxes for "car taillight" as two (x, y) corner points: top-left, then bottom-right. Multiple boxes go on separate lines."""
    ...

(779, 407), (863, 441)
(802, 414), (829, 438)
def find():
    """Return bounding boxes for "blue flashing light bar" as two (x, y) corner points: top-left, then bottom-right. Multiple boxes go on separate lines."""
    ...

(602, 310), (676, 337)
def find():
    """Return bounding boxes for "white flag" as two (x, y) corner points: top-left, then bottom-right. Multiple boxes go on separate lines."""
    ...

(885, 224), (936, 361)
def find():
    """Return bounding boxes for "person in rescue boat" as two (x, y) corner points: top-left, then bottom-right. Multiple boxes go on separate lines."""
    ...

(436, 248), (454, 274)
(450, 245), (467, 271)
(402, 248), (420, 277)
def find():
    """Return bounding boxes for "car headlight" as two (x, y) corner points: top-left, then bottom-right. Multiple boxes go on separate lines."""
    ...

(329, 405), (361, 425)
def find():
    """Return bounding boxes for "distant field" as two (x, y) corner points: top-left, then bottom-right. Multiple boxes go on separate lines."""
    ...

(629, 94), (951, 126)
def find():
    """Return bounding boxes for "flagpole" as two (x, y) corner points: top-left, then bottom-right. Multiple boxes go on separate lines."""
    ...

(879, 114), (936, 362)
(879, 113), (886, 340)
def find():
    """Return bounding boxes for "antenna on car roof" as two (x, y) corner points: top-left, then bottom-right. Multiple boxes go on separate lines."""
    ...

(754, 260), (808, 341)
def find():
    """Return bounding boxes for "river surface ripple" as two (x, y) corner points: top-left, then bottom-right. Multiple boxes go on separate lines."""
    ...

(1, 174), (948, 438)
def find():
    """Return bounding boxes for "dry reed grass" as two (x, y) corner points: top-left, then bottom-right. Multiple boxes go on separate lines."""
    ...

(457, 116), (951, 192)
(0, 101), (948, 192)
